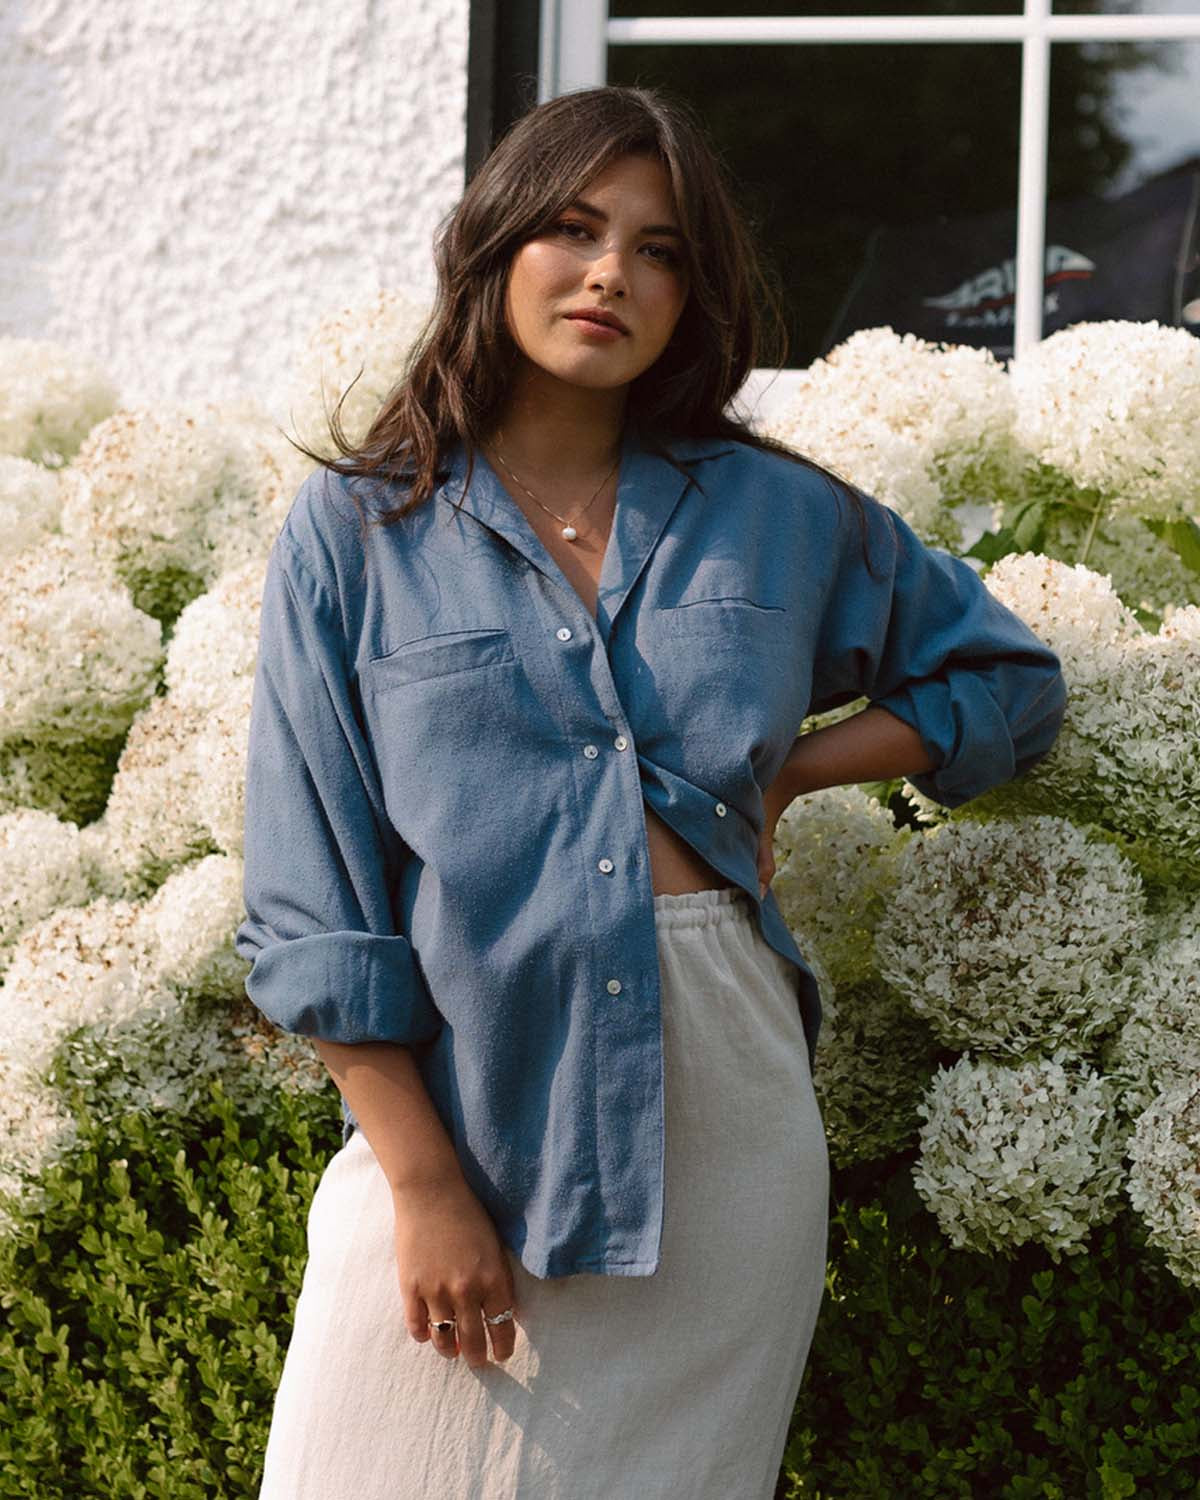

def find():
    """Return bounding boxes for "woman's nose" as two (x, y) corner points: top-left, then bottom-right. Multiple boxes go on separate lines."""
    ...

(587, 246), (630, 296)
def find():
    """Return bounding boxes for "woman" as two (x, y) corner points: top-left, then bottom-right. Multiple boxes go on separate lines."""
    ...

(236, 85), (1066, 1498)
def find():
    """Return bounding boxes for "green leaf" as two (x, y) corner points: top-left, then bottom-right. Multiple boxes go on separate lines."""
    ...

(1011, 496), (1048, 553)
(965, 498), (1047, 564)
(965, 525), (1019, 564)
(1142, 515), (1200, 576)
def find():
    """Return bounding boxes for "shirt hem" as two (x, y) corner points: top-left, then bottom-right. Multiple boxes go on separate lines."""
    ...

(519, 1250), (663, 1280)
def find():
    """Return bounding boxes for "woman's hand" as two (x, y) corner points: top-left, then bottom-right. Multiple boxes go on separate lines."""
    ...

(392, 1176), (520, 1368)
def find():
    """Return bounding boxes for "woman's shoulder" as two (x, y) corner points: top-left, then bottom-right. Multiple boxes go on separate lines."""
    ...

(274, 463), (377, 597)
(699, 431), (871, 523)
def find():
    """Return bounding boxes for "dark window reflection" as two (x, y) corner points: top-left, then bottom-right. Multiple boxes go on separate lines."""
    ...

(606, 38), (1021, 363)
(607, 5), (1194, 361)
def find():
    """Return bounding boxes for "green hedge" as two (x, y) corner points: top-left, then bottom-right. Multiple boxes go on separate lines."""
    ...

(782, 1158), (1200, 1499)
(5, 1094), (1200, 1497)
(0, 1080), (341, 1499)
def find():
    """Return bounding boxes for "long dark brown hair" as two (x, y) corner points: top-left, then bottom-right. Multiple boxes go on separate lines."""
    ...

(286, 83), (879, 567)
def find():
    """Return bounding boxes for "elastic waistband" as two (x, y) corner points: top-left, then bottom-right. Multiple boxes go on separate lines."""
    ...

(652, 884), (756, 931)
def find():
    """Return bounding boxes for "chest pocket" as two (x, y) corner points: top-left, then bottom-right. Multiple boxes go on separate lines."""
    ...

(650, 582), (788, 641)
(367, 627), (517, 689)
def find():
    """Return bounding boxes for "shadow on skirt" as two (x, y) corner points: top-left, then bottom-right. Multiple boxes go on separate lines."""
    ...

(258, 886), (831, 1499)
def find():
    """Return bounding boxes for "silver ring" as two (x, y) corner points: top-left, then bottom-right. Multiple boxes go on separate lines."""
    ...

(428, 1317), (457, 1334)
(484, 1307), (514, 1326)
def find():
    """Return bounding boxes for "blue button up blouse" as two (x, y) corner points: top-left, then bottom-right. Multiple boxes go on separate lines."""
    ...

(234, 420), (1067, 1279)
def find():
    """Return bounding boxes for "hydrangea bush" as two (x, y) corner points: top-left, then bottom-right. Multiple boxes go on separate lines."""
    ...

(911, 1049), (1128, 1261)
(766, 320), (1200, 1289)
(2, 316), (1199, 1327)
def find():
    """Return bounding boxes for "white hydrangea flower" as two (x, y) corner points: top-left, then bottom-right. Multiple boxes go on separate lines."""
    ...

(0, 337), (119, 467)
(985, 550), (1141, 675)
(1124, 1079), (1200, 1290)
(0, 1064), (79, 1238)
(196, 397), (310, 570)
(0, 896), (158, 1077)
(811, 976), (944, 1169)
(165, 558), (265, 714)
(193, 675), (254, 856)
(224, 995), (328, 1098)
(772, 784), (907, 987)
(133, 852), (247, 1002)
(48, 995), (327, 1139)
(0, 456), (62, 563)
(897, 782), (951, 827)
(763, 326), (1022, 549)
(1009, 320), (1200, 519)
(0, 810), (93, 967)
(0, 995), (325, 1236)
(89, 694), (215, 899)
(875, 815), (1144, 1057)
(980, 555), (1200, 879)
(913, 1049), (1127, 1260)
(1102, 932), (1200, 1120)
(0, 534), (162, 745)
(62, 404), (278, 622)
(283, 288), (432, 460)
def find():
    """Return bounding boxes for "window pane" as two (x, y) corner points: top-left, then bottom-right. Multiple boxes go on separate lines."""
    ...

(609, 2), (1021, 18)
(1044, 37), (1200, 329)
(606, 41), (1021, 363)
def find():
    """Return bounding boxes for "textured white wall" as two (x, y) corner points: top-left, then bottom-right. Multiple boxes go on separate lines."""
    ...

(0, 0), (469, 413)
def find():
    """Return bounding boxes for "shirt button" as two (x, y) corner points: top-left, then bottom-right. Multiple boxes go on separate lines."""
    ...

(556, 626), (572, 641)
(597, 857), (614, 874)
(583, 744), (599, 759)
(606, 978), (622, 995)
(715, 802), (727, 817)
(613, 735), (628, 751)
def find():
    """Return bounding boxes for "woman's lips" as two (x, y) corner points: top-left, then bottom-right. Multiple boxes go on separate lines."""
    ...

(565, 315), (626, 340)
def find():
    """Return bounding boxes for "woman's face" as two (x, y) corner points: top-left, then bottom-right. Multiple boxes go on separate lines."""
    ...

(503, 152), (691, 395)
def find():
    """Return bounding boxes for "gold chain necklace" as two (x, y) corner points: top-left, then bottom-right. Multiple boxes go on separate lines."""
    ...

(489, 427), (621, 543)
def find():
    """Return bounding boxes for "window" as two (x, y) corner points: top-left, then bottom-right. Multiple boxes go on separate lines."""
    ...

(533, 0), (1200, 383)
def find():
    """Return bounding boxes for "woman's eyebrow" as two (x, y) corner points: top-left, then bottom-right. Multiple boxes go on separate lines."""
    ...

(566, 196), (686, 240)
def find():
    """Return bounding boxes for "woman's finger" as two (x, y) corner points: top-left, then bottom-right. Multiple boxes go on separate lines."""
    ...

(454, 1296), (489, 1368)
(403, 1287), (432, 1344)
(482, 1295), (518, 1362)
(426, 1303), (461, 1359)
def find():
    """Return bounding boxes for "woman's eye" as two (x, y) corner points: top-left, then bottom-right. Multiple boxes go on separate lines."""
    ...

(645, 243), (681, 266)
(552, 221), (682, 267)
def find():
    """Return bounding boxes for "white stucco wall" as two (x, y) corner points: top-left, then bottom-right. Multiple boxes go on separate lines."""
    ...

(0, 0), (469, 415)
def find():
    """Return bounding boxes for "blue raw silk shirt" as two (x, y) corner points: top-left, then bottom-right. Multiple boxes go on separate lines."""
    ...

(235, 421), (1067, 1279)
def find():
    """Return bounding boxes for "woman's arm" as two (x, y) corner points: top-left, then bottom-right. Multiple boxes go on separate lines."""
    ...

(310, 1043), (519, 1370)
(756, 706), (934, 895)
(774, 703), (936, 803)
(311, 1039), (468, 1196)
(237, 526), (516, 1366)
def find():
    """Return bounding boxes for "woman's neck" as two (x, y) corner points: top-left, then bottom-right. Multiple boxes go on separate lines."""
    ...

(484, 366), (630, 486)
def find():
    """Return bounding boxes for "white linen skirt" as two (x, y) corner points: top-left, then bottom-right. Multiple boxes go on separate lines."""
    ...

(258, 885), (831, 1499)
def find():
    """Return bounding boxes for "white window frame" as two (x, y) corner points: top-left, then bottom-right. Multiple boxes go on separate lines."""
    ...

(538, 1), (1200, 360)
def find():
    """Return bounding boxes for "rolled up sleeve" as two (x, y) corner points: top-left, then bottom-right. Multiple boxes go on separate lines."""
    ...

(809, 488), (1068, 809)
(234, 531), (443, 1045)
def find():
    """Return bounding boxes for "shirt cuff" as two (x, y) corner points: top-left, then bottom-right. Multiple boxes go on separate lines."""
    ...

(871, 677), (1017, 810)
(242, 930), (443, 1045)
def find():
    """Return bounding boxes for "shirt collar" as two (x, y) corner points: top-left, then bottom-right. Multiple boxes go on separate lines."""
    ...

(435, 424), (736, 641)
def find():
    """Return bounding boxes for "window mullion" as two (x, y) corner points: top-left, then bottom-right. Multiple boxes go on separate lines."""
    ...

(1015, 0), (1051, 358)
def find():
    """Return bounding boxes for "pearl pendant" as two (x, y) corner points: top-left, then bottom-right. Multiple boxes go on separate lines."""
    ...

(562, 525), (578, 541)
